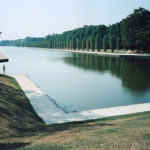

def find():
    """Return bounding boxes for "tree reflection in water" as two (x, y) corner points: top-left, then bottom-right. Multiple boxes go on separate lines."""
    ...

(62, 53), (150, 93)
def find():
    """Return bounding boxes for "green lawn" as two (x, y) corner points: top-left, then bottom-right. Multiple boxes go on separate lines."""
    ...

(0, 74), (150, 150)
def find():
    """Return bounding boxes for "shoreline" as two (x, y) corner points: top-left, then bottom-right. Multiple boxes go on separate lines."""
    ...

(20, 47), (150, 59)
(24, 46), (150, 59)
(3, 46), (150, 59)
(13, 74), (150, 124)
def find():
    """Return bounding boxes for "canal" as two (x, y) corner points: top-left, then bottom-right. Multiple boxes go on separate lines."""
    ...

(0, 46), (150, 112)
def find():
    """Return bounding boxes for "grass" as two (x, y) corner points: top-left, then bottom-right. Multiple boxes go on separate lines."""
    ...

(0, 74), (150, 150)
(11, 112), (150, 150)
(0, 74), (44, 139)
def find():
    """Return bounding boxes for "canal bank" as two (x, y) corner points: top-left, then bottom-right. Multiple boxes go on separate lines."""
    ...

(57, 49), (150, 59)
(24, 46), (150, 59)
(13, 75), (150, 124)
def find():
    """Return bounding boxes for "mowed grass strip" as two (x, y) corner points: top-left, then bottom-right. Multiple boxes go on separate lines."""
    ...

(16, 112), (150, 150)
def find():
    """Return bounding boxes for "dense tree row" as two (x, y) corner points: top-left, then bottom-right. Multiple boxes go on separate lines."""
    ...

(0, 8), (150, 52)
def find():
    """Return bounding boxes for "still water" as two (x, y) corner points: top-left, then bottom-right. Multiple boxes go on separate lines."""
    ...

(0, 46), (150, 112)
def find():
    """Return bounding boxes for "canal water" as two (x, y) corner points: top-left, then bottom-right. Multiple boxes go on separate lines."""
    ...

(0, 46), (150, 112)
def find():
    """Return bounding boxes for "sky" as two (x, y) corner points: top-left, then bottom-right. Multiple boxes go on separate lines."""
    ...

(0, 0), (150, 40)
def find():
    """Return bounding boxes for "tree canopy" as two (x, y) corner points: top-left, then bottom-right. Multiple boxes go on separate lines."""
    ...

(0, 8), (150, 52)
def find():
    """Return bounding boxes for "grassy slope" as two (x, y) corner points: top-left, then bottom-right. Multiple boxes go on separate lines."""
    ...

(0, 75), (150, 150)
(0, 75), (44, 139)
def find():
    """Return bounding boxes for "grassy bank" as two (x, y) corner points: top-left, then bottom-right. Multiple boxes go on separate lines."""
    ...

(0, 74), (44, 139)
(0, 75), (150, 150)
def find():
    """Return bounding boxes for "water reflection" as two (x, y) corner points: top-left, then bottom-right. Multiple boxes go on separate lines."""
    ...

(62, 53), (150, 92)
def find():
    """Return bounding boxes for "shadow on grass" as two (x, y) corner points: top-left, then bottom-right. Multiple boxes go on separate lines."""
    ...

(11, 111), (150, 140)
(0, 142), (30, 150)
(37, 111), (150, 135)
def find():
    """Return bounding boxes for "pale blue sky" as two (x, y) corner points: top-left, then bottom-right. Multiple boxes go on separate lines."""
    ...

(0, 0), (150, 40)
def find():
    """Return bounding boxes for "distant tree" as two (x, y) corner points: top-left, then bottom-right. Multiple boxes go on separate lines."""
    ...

(109, 35), (116, 52)
(82, 39), (86, 50)
(66, 39), (69, 49)
(76, 39), (81, 50)
(116, 37), (122, 50)
(0, 8), (150, 53)
(72, 38), (76, 50)
(90, 35), (95, 51)
(95, 33), (102, 51)
(70, 41), (72, 49)
(86, 39), (90, 51)
(102, 35), (108, 51)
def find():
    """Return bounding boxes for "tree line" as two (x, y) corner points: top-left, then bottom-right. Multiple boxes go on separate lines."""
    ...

(0, 8), (150, 52)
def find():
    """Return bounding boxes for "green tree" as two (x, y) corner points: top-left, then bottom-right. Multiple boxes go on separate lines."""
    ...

(90, 35), (95, 51)
(86, 39), (90, 51)
(1, 8), (150, 53)
(109, 35), (116, 52)
(102, 35), (108, 51)
(72, 38), (76, 50)
(122, 7), (150, 51)
(82, 39), (86, 50)
(116, 37), (122, 50)
(76, 39), (81, 50)
(95, 33), (102, 51)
